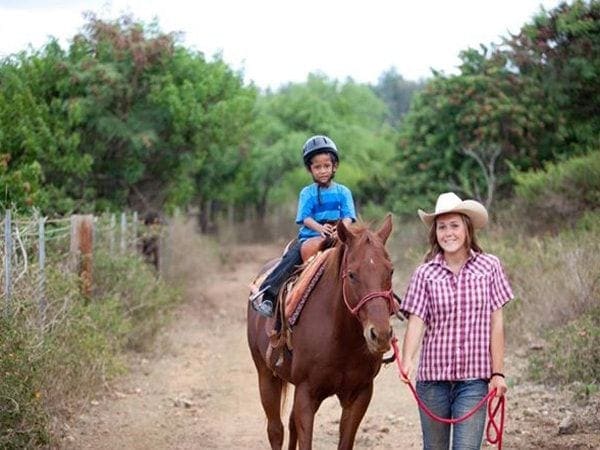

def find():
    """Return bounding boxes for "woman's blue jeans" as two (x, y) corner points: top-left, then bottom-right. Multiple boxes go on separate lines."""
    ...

(415, 380), (488, 450)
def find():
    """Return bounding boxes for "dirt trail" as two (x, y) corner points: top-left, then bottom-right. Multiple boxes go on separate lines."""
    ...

(63, 240), (599, 449)
(62, 241), (419, 449)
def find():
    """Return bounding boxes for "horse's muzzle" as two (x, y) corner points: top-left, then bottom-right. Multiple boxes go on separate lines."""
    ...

(364, 324), (393, 354)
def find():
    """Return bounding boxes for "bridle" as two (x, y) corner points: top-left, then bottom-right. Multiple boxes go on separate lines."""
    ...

(340, 243), (398, 317)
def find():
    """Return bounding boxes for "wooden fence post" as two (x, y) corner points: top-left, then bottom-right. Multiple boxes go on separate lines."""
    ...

(70, 214), (94, 297)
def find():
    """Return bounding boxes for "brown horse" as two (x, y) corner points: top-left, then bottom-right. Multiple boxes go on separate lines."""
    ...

(247, 215), (396, 450)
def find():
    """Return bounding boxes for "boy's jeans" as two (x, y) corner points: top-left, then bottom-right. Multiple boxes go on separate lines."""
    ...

(260, 240), (302, 300)
(415, 379), (488, 450)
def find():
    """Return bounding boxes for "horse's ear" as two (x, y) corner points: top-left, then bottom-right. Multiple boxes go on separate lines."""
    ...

(376, 213), (393, 244)
(337, 220), (353, 244)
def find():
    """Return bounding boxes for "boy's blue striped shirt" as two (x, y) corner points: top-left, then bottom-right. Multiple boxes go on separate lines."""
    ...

(295, 182), (356, 242)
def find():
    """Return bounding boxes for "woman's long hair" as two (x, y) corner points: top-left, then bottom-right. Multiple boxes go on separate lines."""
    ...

(424, 213), (483, 262)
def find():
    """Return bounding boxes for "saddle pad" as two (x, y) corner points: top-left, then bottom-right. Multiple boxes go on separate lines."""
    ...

(248, 259), (279, 296)
(284, 248), (333, 325)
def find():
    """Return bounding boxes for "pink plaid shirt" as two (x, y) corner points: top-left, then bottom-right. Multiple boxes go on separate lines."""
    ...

(401, 251), (514, 381)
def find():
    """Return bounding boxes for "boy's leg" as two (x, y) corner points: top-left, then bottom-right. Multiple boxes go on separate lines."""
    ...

(263, 240), (302, 299)
(253, 240), (302, 317)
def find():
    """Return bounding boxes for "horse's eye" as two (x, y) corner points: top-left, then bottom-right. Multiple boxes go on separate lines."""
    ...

(348, 271), (356, 281)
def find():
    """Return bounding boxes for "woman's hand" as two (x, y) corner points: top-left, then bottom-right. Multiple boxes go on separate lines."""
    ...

(400, 314), (425, 385)
(489, 374), (507, 397)
(400, 360), (413, 384)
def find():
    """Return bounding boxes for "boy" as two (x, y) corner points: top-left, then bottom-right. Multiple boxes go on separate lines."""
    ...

(251, 134), (356, 317)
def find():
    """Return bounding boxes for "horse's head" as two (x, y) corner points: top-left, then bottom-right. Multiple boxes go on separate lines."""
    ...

(337, 214), (395, 354)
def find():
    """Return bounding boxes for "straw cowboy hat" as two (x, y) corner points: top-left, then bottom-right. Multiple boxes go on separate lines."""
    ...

(418, 192), (489, 229)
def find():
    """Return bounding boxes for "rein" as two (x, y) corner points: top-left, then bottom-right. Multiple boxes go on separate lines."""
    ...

(390, 338), (505, 449)
(340, 244), (397, 316)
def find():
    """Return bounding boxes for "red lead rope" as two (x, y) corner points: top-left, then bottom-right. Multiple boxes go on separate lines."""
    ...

(390, 338), (505, 449)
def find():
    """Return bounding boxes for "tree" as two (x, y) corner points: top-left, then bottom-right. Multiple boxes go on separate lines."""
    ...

(387, 44), (559, 215)
(371, 67), (424, 126)
(505, 0), (600, 154)
(1, 13), (257, 215)
(0, 39), (90, 212)
(242, 75), (397, 219)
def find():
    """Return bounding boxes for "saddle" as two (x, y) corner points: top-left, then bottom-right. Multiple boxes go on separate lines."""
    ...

(248, 237), (334, 324)
(249, 237), (335, 370)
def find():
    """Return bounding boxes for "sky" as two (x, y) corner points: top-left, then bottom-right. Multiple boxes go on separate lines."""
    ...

(0, 0), (565, 90)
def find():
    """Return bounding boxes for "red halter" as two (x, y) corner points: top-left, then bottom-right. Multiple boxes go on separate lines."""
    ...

(341, 245), (398, 316)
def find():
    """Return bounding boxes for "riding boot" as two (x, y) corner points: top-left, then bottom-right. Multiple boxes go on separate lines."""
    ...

(255, 240), (303, 317)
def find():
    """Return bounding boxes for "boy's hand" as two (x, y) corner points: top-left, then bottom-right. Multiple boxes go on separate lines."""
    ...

(321, 223), (335, 238)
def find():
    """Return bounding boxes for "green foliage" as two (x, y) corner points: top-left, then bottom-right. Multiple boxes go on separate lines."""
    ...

(0, 249), (180, 446)
(66, 14), (257, 212)
(1, 2), (598, 229)
(386, 1), (599, 216)
(371, 67), (425, 126)
(0, 318), (50, 449)
(0, 14), (256, 215)
(507, 0), (600, 154)
(0, 39), (88, 212)
(528, 305), (600, 385)
(243, 74), (398, 218)
(513, 150), (600, 232)
(388, 44), (560, 215)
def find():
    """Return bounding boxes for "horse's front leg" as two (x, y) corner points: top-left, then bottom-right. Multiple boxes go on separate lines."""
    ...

(337, 383), (374, 450)
(292, 383), (322, 450)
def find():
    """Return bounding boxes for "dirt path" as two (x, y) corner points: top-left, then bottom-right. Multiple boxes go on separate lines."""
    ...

(63, 239), (599, 449)
(62, 241), (419, 449)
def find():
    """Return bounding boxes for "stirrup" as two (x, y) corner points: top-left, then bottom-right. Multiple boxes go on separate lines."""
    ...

(249, 285), (270, 303)
(254, 299), (274, 317)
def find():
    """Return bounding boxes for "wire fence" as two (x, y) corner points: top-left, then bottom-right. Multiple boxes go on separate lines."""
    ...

(0, 210), (171, 328)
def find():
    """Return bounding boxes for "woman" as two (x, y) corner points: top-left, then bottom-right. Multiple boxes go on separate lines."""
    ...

(401, 192), (513, 450)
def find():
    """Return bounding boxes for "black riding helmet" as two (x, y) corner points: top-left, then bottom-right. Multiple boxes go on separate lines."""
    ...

(302, 135), (339, 168)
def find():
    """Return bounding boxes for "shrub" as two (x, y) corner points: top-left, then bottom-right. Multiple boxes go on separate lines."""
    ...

(528, 304), (600, 386)
(0, 318), (50, 449)
(485, 213), (600, 345)
(92, 250), (179, 351)
(512, 150), (600, 233)
(0, 247), (181, 446)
